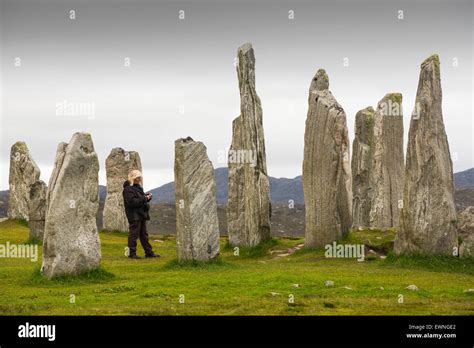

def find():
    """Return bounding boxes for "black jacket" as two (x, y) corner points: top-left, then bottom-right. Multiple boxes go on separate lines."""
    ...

(123, 181), (150, 223)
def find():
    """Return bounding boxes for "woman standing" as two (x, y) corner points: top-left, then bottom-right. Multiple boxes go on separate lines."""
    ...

(122, 170), (160, 259)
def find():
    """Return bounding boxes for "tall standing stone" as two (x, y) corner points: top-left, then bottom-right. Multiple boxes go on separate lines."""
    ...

(7, 141), (41, 220)
(175, 137), (220, 261)
(227, 42), (271, 247)
(351, 106), (375, 228)
(369, 93), (404, 228)
(103, 148), (142, 232)
(394, 55), (457, 255)
(28, 180), (47, 240)
(42, 132), (101, 278)
(303, 69), (352, 248)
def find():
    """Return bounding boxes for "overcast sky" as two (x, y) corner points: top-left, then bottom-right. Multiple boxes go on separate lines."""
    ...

(0, 0), (472, 191)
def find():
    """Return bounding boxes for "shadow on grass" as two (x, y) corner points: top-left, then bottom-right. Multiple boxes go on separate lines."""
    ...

(99, 229), (128, 237)
(223, 238), (279, 259)
(382, 252), (474, 275)
(160, 256), (235, 271)
(342, 229), (395, 254)
(28, 266), (115, 285)
(15, 219), (29, 227)
(24, 237), (42, 246)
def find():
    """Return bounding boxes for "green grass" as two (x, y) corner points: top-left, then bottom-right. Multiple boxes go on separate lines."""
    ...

(0, 220), (473, 315)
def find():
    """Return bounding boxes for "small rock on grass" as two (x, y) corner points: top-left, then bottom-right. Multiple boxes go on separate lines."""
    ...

(325, 280), (335, 287)
(406, 284), (418, 291)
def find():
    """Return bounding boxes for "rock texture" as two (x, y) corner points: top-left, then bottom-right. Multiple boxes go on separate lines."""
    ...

(457, 206), (474, 257)
(174, 137), (220, 261)
(42, 132), (101, 278)
(7, 141), (41, 220)
(308, 69), (329, 98)
(28, 180), (47, 240)
(227, 42), (271, 247)
(303, 69), (352, 248)
(394, 55), (458, 255)
(103, 148), (142, 231)
(369, 93), (404, 228)
(351, 106), (375, 228)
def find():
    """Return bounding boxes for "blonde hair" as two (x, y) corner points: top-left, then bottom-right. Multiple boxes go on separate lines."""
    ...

(128, 169), (143, 185)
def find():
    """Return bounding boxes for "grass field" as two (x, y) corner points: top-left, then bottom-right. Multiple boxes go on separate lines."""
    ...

(0, 219), (473, 315)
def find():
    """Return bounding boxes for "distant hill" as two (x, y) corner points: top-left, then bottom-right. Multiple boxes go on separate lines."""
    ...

(1, 168), (473, 222)
(99, 185), (107, 201)
(149, 167), (304, 204)
(454, 187), (474, 212)
(454, 168), (474, 188)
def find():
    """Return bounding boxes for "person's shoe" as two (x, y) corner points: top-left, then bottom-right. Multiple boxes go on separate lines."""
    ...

(145, 253), (160, 258)
(128, 254), (141, 259)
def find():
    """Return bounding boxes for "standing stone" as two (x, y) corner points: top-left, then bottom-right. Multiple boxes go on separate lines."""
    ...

(369, 93), (404, 228)
(174, 137), (220, 261)
(394, 55), (457, 255)
(351, 106), (375, 228)
(42, 132), (101, 278)
(103, 148), (142, 232)
(28, 180), (47, 240)
(303, 69), (352, 248)
(7, 141), (41, 220)
(227, 42), (271, 247)
(457, 206), (474, 257)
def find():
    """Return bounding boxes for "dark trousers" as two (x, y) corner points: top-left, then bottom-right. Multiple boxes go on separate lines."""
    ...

(128, 220), (154, 256)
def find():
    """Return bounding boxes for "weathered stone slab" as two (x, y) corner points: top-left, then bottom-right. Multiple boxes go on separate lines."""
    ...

(42, 132), (101, 278)
(28, 180), (47, 240)
(351, 106), (375, 228)
(457, 206), (474, 257)
(175, 137), (220, 261)
(369, 93), (404, 228)
(103, 148), (142, 232)
(303, 70), (352, 248)
(8, 141), (41, 220)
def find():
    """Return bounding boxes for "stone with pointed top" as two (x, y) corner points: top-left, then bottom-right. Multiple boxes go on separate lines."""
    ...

(227, 42), (271, 247)
(394, 55), (457, 255)
(309, 69), (329, 95)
